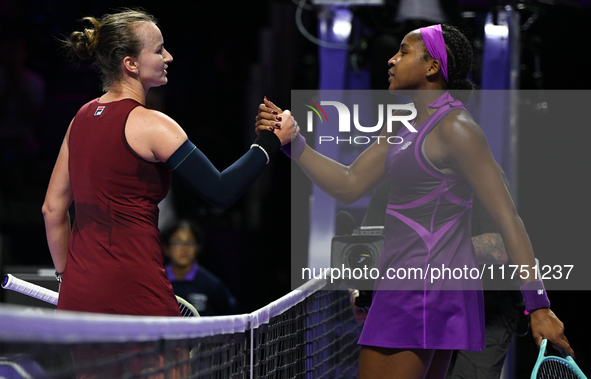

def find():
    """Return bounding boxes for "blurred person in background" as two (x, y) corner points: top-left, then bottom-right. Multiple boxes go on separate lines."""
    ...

(163, 219), (239, 316)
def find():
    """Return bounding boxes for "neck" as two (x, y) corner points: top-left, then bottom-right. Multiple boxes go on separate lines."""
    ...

(101, 77), (147, 105)
(172, 263), (195, 279)
(410, 89), (446, 115)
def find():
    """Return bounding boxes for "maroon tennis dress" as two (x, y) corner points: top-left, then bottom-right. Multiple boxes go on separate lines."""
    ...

(57, 98), (180, 316)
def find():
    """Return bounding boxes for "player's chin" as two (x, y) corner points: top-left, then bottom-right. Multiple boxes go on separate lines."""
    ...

(387, 80), (398, 92)
(153, 78), (168, 87)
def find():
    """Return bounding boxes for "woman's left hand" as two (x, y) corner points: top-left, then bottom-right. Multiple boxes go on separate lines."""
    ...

(530, 308), (574, 358)
(255, 98), (299, 146)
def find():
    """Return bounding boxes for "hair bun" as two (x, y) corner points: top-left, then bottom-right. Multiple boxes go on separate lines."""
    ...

(61, 9), (157, 91)
(66, 17), (100, 60)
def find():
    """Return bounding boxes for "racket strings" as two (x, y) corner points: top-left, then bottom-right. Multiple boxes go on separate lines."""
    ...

(178, 302), (195, 317)
(537, 359), (582, 379)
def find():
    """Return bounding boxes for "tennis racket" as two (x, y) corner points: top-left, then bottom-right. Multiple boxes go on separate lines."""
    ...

(531, 338), (587, 379)
(2, 274), (199, 317)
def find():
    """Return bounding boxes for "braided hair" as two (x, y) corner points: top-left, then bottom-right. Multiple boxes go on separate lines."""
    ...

(418, 24), (476, 92)
(440, 24), (476, 91)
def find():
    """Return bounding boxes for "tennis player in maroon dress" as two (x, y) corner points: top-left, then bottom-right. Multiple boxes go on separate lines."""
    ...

(42, 10), (292, 318)
(58, 97), (180, 316)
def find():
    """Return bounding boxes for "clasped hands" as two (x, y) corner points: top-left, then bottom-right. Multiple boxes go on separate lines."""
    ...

(255, 97), (299, 145)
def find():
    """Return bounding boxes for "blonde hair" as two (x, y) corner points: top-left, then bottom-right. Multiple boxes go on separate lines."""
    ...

(63, 9), (157, 91)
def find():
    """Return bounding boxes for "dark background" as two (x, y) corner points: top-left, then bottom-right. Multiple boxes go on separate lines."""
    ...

(0, 0), (589, 375)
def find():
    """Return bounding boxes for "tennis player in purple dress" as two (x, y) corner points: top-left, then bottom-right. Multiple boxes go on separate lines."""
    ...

(256, 24), (573, 378)
(358, 91), (485, 353)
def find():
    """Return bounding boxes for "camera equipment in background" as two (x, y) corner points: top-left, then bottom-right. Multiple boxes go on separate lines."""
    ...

(331, 226), (384, 271)
(331, 211), (382, 308)
(331, 211), (384, 285)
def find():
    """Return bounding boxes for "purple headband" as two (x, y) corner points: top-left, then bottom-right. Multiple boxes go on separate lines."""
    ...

(419, 24), (448, 82)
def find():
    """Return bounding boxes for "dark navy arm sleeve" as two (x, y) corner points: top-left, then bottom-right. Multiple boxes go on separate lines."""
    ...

(166, 131), (280, 209)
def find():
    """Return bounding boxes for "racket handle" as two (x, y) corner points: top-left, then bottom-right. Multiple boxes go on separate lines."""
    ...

(2, 274), (59, 305)
(537, 338), (548, 361)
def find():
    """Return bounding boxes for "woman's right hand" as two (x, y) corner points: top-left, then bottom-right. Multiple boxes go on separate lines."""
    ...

(530, 308), (575, 358)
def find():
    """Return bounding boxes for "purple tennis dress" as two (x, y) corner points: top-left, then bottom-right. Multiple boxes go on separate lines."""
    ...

(358, 92), (485, 351)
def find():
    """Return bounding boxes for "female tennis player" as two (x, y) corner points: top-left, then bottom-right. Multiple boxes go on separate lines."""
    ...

(256, 24), (573, 378)
(42, 9), (291, 317)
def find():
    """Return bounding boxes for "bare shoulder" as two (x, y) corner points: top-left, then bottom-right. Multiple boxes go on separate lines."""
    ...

(126, 107), (188, 162)
(128, 107), (184, 134)
(436, 109), (488, 149)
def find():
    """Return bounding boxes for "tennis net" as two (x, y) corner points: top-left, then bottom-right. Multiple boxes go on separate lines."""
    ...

(0, 278), (362, 378)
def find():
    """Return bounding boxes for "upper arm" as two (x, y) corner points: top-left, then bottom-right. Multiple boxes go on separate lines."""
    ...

(439, 116), (517, 226)
(126, 107), (188, 163)
(43, 120), (74, 215)
(347, 139), (391, 197)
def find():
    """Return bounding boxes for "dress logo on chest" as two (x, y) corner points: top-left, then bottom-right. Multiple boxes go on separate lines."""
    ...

(94, 106), (105, 116)
(400, 141), (413, 150)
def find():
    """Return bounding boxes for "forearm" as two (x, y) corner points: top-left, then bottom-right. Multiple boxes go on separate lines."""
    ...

(472, 232), (508, 265)
(296, 145), (360, 204)
(168, 133), (280, 209)
(173, 147), (265, 208)
(295, 141), (387, 205)
(43, 210), (70, 273)
(495, 212), (538, 284)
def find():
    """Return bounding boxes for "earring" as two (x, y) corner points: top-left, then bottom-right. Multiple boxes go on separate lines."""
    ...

(426, 72), (430, 76)
(135, 69), (139, 76)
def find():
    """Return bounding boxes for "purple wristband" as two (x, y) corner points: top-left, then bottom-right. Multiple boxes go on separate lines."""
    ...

(520, 279), (550, 313)
(280, 133), (306, 159)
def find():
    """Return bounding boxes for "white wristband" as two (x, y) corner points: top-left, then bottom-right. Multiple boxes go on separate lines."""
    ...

(250, 144), (270, 164)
